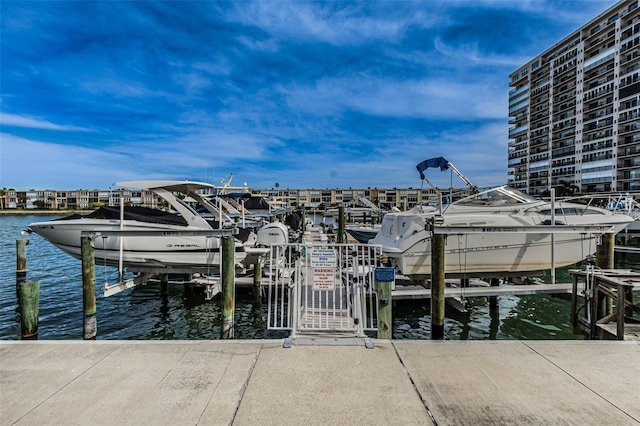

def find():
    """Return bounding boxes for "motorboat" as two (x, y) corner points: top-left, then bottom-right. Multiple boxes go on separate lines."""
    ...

(606, 194), (640, 233)
(370, 157), (636, 278)
(370, 185), (634, 278)
(323, 196), (386, 222)
(25, 180), (275, 271)
(202, 191), (294, 229)
(345, 224), (381, 243)
(369, 156), (635, 279)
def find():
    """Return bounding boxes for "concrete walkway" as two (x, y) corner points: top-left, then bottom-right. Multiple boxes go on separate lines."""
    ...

(1, 340), (638, 425)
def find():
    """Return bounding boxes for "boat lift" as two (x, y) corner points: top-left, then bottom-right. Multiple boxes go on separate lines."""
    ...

(80, 228), (238, 297)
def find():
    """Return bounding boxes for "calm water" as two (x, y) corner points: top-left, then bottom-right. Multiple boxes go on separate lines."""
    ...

(1, 215), (638, 340)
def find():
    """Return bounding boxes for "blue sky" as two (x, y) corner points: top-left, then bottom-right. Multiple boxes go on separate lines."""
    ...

(1, 0), (617, 191)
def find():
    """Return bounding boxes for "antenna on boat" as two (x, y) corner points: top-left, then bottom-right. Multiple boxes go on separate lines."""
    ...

(221, 173), (233, 188)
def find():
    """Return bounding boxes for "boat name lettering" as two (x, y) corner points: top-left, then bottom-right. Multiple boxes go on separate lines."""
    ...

(482, 227), (518, 232)
(165, 244), (201, 248)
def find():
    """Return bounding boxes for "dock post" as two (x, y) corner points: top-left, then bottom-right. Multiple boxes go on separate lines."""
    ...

(596, 233), (615, 269)
(81, 236), (97, 340)
(375, 268), (394, 339)
(16, 239), (28, 298)
(596, 233), (614, 320)
(489, 278), (499, 313)
(253, 259), (262, 303)
(221, 236), (235, 339)
(338, 206), (345, 243)
(570, 273), (578, 329)
(488, 278), (500, 339)
(160, 273), (169, 300)
(431, 232), (446, 340)
(18, 281), (39, 339)
(252, 259), (264, 326)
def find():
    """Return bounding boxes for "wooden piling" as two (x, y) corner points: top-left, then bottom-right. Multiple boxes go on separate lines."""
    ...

(596, 233), (615, 269)
(160, 274), (169, 299)
(488, 278), (500, 339)
(221, 236), (235, 339)
(489, 278), (499, 313)
(18, 281), (39, 339)
(376, 272), (393, 339)
(431, 233), (446, 339)
(16, 239), (27, 297)
(596, 233), (614, 320)
(81, 236), (97, 340)
(338, 206), (345, 243)
(253, 260), (262, 303)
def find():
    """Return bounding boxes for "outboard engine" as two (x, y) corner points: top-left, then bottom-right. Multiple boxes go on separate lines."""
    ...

(256, 222), (289, 246)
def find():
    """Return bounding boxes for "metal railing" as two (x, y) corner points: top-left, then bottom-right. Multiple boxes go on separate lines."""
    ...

(264, 243), (381, 337)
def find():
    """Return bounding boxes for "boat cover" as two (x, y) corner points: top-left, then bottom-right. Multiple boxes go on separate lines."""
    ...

(58, 206), (189, 226)
(416, 157), (450, 180)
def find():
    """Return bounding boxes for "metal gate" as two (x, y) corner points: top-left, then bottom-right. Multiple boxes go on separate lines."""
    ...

(264, 243), (381, 337)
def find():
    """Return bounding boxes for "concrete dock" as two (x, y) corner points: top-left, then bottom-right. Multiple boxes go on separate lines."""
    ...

(1, 340), (638, 425)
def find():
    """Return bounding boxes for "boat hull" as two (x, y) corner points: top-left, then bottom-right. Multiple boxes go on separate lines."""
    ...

(28, 218), (246, 269)
(387, 232), (602, 278)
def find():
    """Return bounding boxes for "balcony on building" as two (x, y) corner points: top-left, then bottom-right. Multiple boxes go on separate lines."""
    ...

(508, 125), (528, 138)
(619, 144), (639, 157)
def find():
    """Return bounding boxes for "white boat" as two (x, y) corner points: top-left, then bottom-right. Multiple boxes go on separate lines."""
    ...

(26, 180), (275, 271)
(606, 194), (640, 233)
(345, 224), (381, 243)
(369, 185), (635, 278)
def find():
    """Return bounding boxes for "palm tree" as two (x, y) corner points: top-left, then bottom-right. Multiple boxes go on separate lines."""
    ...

(554, 180), (579, 197)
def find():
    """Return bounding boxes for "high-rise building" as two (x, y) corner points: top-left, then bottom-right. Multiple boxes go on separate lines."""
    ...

(508, 0), (640, 196)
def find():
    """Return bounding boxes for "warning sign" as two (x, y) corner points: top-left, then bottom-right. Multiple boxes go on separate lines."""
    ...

(312, 267), (336, 291)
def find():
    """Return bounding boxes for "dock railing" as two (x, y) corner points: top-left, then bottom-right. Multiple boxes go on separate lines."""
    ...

(570, 268), (640, 340)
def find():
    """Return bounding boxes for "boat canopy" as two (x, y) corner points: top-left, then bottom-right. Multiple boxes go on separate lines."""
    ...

(114, 180), (219, 194)
(416, 157), (450, 180)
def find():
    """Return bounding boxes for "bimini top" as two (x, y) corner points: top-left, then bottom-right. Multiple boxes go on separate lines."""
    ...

(114, 180), (219, 194)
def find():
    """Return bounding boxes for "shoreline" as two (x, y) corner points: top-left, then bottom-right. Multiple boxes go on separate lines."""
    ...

(0, 210), (86, 216)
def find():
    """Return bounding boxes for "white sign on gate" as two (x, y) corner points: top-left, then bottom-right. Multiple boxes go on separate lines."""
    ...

(310, 248), (337, 267)
(312, 267), (336, 290)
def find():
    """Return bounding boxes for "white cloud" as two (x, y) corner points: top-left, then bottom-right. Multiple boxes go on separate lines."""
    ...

(282, 75), (507, 120)
(0, 113), (91, 132)
(229, 2), (409, 46)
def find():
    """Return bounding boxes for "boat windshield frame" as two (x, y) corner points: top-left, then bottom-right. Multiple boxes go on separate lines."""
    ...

(452, 185), (539, 207)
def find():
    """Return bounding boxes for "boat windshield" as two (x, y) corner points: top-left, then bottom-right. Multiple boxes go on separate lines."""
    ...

(453, 186), (538, 207)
